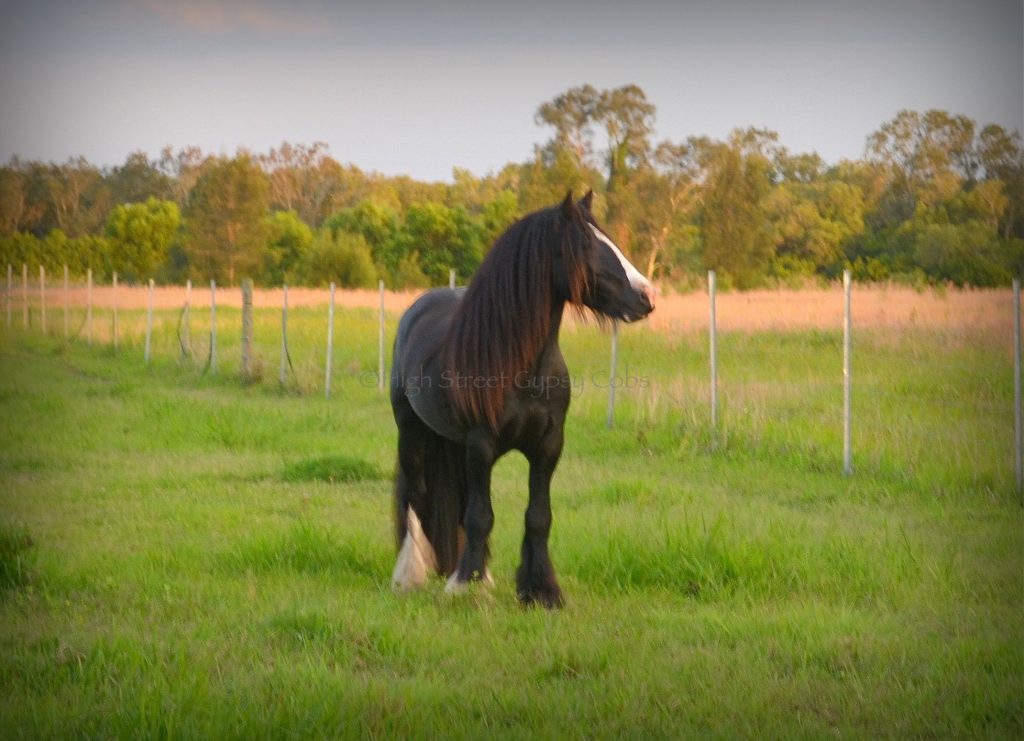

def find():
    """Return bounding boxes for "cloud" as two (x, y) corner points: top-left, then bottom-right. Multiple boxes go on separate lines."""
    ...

(144, 0), (332, 37)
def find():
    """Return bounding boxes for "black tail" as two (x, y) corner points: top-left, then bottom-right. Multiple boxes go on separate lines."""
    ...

(394, 428), (468, 577)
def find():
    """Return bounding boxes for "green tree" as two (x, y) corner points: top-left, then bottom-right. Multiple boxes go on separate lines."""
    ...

(258, 141), (359, 227)
(0, 231), (43, 272)
(184, 155), (270, 285)
(264, 210), (313, 285)
(700, 131), (776, 288)
(911, 220), (1013, 287)
(323, 200), (400, 268)
(389, 202), (484, 286)
(0, 159), (34, 235)
(597, 84), (656, 190)
(2, 100), (1020, 291)
(106, 151), (172, 205)
(977, 124), (1024, 239)
(0, 230), (111, 279)
(767, 156), (866, 281)
(517, 148), (599, 215)
(478, 191), (520, 249)
(629, 138), (710, 282)
(392, 252), (430, 289)
(534, 84), (657, 252)
(71, 234), (113, 278)
(26, 158), (112, 238)
(867, 110), (978, 226)
(106, 198), (180, 282)
(158, 146), (210, 209)
(528, 84), (614, 212)
(299, 229), (376, 288)
(535, 84), (601, 169)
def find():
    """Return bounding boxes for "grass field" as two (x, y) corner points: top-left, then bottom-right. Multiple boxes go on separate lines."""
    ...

(0, 297), (1021, 738)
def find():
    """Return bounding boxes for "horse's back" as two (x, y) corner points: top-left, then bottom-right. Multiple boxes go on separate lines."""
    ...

(392, 288), (464, 382)
(393, 288), (462, 361)
(391, 288), (466, 442)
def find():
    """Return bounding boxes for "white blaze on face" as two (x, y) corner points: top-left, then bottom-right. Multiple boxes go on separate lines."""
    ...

(589, 224), (653, 294)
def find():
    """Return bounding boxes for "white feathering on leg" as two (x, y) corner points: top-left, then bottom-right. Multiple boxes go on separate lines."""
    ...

(444, 570), (467, 595)
(391, 508), (437, 590)
(445, 566), (494, 594)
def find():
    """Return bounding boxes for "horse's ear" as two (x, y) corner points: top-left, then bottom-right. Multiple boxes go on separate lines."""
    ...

(560, 190), (576, 219)
(579, 189), (594, 213)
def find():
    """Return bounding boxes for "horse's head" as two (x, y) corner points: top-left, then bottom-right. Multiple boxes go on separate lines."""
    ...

(557, 190), (655, 323)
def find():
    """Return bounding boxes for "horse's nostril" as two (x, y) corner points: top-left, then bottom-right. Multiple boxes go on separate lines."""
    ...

(641, 285), (655, 312)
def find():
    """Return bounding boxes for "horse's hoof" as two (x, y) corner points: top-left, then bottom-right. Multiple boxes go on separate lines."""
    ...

(445, 568), (494, 595)
(517, 585), (564, 609)
(444, 572), (468, 595)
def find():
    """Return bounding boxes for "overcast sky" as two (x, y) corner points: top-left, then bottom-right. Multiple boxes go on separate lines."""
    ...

(0, 0), (1021, 182)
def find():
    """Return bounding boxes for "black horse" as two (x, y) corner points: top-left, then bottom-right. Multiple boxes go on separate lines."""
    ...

(389, 191), (654, 607)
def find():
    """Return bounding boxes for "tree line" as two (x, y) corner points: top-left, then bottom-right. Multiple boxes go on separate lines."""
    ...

(1, 86), (1021, 289)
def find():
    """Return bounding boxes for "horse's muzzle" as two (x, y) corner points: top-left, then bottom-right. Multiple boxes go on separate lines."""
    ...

(622, 284), (655, 322)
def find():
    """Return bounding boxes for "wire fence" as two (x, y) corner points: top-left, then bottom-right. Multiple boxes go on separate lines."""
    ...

(3, 262), (1021, 496)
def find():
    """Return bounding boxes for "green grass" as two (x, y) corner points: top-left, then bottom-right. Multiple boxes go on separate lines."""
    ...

(0, 522), (34, 591)
(281, 455), (384, 484)
(0, 305), (1021, 738)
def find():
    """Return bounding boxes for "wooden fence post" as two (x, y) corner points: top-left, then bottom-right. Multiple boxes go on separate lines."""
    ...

(1014, 277), (1022, 502)
(607, 321), (619, 429)
(39, 265), (46, 335)
(209, 280), (217, 374)
(5, 264), (11, 329)
(145, 279), (154, 364)
(280, 284), (289, 387)
(843, 270), (853, 476)
(112, 272), (118, 352)
(325, 282), (335, 399)
(181, 279), (192, 359)
(86, 269), (93, 346)
(21, 263), (28, 329)
(708, 270), (718, 430)
(240, 278), (254, 382)
(449, 269), (456, 289)
(378, 279), (386, 392)
(63, 265), (69, 340)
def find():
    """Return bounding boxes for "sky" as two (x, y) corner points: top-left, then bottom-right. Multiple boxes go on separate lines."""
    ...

(0, 0), (1021, 183)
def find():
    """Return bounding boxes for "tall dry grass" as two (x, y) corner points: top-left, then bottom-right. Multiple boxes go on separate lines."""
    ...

(21, 282), (1015, 334)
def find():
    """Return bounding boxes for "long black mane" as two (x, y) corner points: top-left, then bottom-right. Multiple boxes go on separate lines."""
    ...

(443, 204), (591, 431)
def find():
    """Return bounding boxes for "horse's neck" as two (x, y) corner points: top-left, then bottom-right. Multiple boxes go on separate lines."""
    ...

(530, 301), (566, 373)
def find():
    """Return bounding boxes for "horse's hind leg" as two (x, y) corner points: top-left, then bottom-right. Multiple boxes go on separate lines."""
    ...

(517, 429), (564, 608)
(392, 471), (437, 590)
(391, 417), (437, 591)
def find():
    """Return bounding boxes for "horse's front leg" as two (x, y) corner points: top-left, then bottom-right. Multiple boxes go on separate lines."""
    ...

(446, 430), (496, 592)
(517, 429), (564, 608)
